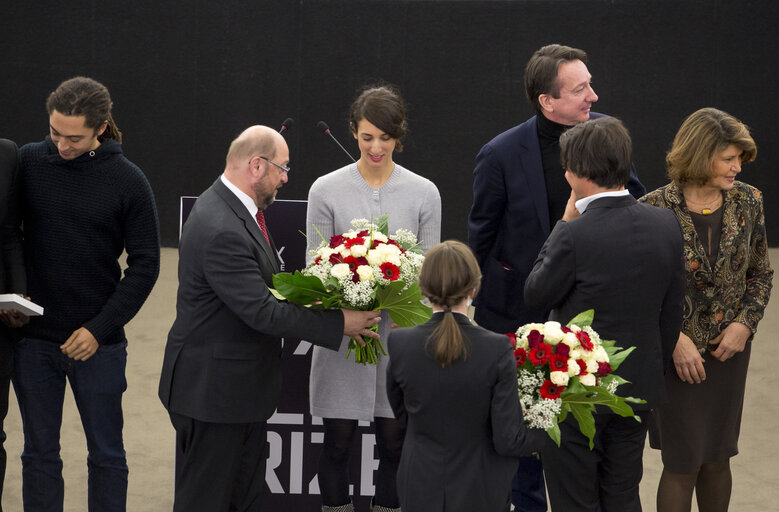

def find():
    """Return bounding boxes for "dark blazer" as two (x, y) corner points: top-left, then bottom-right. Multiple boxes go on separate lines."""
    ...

(524, 195), (684, 409)
(158, 177), (344, 424)
(386, 313), (544, 512)
(468, 114), (646, 334)
(0, 139), (25, 296)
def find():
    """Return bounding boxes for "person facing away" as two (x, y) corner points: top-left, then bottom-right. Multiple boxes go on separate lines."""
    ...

(13, 76), (161, 512)
(466, 43), (646, 512)
(523, 116), (685, 512)
(158, 124), (381, 512)
(640, 108), (773, 512)
(0, 137), (26, 512)
(306, 84), (441, 512)
(386, 240), (545, 512)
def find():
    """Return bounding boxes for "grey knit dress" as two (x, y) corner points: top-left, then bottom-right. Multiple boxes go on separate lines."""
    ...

(307, 163), (441, 420)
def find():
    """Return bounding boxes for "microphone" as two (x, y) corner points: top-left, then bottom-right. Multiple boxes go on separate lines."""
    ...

(279, 117), (294, 133)
(317, 121), (356, 163)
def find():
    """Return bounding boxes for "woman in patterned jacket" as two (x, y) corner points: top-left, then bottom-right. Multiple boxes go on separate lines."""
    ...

(639, 107), (773, 512)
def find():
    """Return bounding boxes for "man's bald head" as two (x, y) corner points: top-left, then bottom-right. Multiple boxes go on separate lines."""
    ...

(225, 125), (283, 169)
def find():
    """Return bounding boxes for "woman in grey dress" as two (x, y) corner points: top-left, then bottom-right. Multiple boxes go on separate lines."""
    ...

(306, 85), (441, 512)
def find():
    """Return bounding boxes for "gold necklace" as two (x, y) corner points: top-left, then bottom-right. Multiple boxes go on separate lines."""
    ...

(684, 193), (722, 216)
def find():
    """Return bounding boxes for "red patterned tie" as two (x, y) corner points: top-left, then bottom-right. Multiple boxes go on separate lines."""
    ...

(255, 210), (270, 245)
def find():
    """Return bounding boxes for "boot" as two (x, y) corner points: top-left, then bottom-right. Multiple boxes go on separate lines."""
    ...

(371, 502), (401, 512)
(322, 502), (354, 512)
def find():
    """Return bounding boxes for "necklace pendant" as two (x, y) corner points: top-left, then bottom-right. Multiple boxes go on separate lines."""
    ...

(701, 207), (712, 215)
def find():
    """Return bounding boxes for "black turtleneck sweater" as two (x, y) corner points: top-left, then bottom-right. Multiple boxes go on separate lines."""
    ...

(20, 136), (160, 345)
(536, 114), (572, 223)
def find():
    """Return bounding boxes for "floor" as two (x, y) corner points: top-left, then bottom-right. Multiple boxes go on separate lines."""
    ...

(3, 247), (778, 511)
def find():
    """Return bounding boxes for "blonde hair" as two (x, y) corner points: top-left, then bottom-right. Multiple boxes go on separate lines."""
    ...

(667, 108), (756, 187)
(418, 241), (481, 367)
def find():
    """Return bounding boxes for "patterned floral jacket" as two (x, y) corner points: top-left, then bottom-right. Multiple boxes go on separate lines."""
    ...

(639, 181), (773, 351)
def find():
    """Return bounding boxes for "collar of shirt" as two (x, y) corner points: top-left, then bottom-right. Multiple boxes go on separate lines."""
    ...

(575, 189), (630, 215)
(221, 174), (259, 221)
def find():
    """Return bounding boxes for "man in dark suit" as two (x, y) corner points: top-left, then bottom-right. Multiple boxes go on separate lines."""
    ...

(524, 117), (684, 512)
(0, 138), (26, 511)
(467, 44), (645, 511)
(158, 125), (381, 512)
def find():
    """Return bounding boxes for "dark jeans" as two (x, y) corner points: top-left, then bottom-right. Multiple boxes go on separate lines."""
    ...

(12, 337), (128, 512)
(511, 455), (547, 512)
(0, 334), (12, 512)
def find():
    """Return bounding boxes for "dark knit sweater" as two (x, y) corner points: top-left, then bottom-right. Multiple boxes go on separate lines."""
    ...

(20, 136), (160, 345)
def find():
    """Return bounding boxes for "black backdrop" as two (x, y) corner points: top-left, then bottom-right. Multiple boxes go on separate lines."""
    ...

(1, 0), (777, 248)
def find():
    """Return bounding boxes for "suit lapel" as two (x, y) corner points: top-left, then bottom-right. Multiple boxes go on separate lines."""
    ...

(212, 178), (281, 273)
(518, 117), (551, 235)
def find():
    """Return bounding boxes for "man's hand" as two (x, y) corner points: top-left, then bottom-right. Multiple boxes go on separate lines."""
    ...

(61, 327), (99, 361)
(0, 309), (29, 328)
(341, 309), (381, 345)
(673, 332), (706, 384)
(562, 190), (580, 221)
(708, 322), (750, 362)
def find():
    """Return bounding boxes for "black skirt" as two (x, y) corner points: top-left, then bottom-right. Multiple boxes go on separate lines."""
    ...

(648, 342), (751, 473)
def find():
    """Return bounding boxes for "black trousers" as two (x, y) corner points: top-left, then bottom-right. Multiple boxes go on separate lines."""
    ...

(171, 412), (269, 512)
(542, 411), (650, 512)
(0, 334), (12, 512)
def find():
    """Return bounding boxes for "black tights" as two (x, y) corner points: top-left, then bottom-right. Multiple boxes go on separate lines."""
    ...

(657, 460), (732, 512)
(318, 417), (404, 507)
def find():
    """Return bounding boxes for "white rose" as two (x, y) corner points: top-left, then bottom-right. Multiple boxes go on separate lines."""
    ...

(550, 371), (569, 387)
(567, 358), (581, 376)
(593, 346), (609, 362)
(580, 374), (596, 386)
(561, 332), (578, 349)
(330, 263), (351, 280)
(570, 348), (583, 360)
(372, 232), (389, 243)
(543, 322), (564, 344)
(350, 243), (368, 257)
(356, 265), (374, 282)
(586, 358), (599, 374)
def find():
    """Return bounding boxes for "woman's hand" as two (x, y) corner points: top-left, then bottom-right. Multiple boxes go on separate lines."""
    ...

(673, 332), (706, 384)
(708, 322), (750, 362)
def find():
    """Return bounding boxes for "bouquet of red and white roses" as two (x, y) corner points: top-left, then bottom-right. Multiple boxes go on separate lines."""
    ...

(508, 310), (644, 448)
(272, 215), (431, 364)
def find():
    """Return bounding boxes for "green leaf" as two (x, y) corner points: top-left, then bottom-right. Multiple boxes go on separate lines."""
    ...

(547, 424), (561, 447)
(376, 213), (390, 236)
(570, 405), (597, 450)
(567, 309), (594, 327)
(272, 271), (328, 305)
(375, 281), (432, 327)
(606, 346), (636, 371)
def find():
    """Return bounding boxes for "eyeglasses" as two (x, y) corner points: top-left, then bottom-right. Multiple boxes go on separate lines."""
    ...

(260, 156), (291, 175)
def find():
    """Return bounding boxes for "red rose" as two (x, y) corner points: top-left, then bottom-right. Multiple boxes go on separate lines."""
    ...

(529, 342), (552, 365)
(554, 343), (570, 359)
(314, 256), (321, 265)
(596, 361), (612, 377)
(576, 359), (588, 374)
(561, 326), (572, 333)
(549, 354), (568, 372)
(329, 234), (345, 248)
(527, 330), (544, 349)
(329, 253), (344, 264)
(380, 262), (400, 281)
(576, 330), (594, 351)
(356, 230), (369, 237)
(540, 380), (564, 399)
(344, 236), (365, 249)
(505, 332), (517, 346)
(514, 347), (527, 366)
(371, 239), (383, 249)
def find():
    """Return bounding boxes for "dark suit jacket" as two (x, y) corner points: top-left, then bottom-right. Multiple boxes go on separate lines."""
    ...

(524, 195), (684, 409)
(468, 114), (646, 334)
(0, 139), (25, 297)
(386, 314), (544, 512)
(158, 177), (344, 424)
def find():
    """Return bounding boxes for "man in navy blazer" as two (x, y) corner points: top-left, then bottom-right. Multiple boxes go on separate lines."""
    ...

(524, 117), (684, 511)
(0, 138), (26, 512)
(158, 125), (381, 512)
(467, 44), (645, 511)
